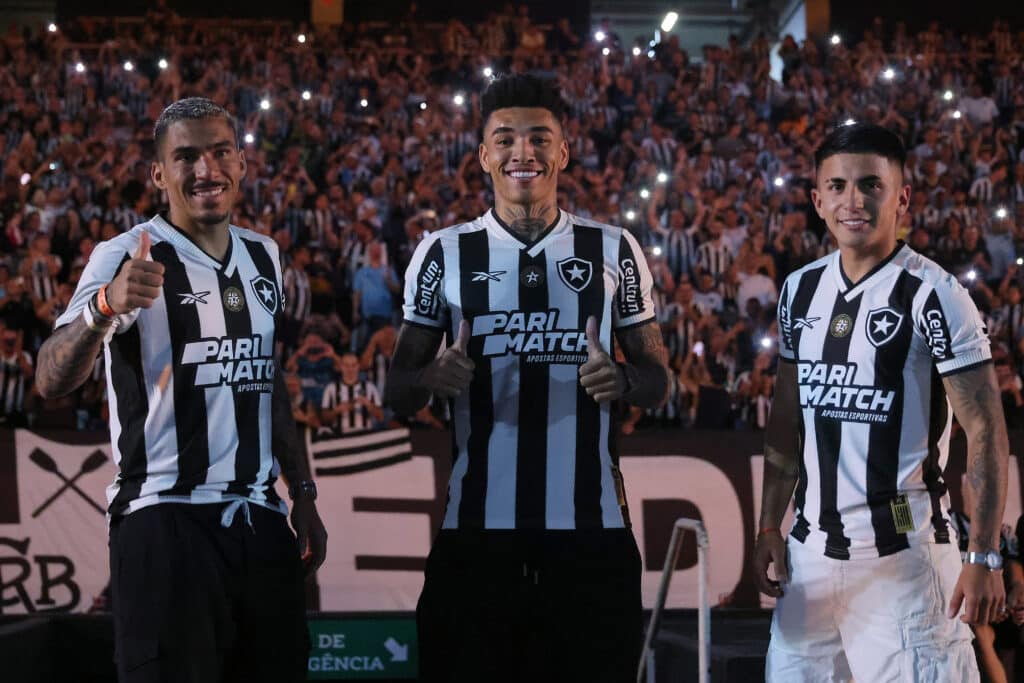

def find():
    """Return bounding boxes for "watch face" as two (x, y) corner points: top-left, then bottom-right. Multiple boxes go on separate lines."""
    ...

(986, 551), (1003, 570)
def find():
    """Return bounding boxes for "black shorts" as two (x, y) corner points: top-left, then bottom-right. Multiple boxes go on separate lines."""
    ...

(109, 502), (310, 683)
(416, 528), (643, 683)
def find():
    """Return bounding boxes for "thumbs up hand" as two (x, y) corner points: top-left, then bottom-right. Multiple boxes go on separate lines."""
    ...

(579, 315), (628, 403)
(105, 230), (166, 314)
(419, 318), (475, 399)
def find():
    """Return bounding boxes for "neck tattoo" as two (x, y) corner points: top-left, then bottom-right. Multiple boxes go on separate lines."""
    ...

(503, 203), (555, 242)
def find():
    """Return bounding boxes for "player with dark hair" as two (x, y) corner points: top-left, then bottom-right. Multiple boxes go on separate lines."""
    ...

(755, 122), (1008, 680)
(386, 74), (671, 682)
(36, 97), (327, 682)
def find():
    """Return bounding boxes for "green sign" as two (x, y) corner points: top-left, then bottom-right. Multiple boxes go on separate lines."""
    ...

(307, 617), (417, 680)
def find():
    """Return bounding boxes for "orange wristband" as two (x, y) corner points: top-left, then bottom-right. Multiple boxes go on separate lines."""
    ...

(97, 285), (116, 317)
(758, 527), (781, 537)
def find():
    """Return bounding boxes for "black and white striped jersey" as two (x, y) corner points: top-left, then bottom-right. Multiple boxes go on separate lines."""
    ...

(0, 351), (31, 416)
(282, 265), (311, 322)
(777, 242), (991, 559)
(55, 215), (288, 518)
(402, 209), (656, 531)
(320, 378), (382, 434)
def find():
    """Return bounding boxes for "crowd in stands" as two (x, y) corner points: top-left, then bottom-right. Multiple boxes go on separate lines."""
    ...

(1, 4), (1024, 436)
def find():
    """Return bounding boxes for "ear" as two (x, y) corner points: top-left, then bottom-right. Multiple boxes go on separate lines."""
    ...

(558, 138), (569, 172)
(151, 160), (167, 192)
(478, 142), (491, 175)
(895, 183), (912, 218)
(237, 148), (247, 181)
(810, 187), (826, 220)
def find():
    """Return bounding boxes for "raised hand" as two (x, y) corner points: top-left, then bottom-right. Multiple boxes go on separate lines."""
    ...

(579, 315), (627, 403)
(105, 231), (165, 314)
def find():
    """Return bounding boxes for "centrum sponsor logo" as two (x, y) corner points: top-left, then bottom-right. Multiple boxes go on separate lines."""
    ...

(924, 309), (950, 359)
(181, 335), (275, 390)
(416, 260), (443, 318)
(472, 309), (588, 363)
(618, 258), (644, 315)
(797, 361), (896, 423)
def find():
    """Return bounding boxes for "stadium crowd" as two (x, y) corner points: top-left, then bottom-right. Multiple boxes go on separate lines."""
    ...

(1, 5), (1024, 437)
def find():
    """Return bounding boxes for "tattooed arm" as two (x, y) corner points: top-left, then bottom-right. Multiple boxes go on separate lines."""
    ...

(384, 323), (472, 416)
(35, 317), (107, 398)
(615, 320), (671, 408)
(944, 362), (1009, 625)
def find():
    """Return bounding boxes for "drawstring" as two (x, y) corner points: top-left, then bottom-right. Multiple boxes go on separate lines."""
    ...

(221, 499), (254, 532)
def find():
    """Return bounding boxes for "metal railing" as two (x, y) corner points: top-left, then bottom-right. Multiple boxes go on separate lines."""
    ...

(636, 518), (710, 683)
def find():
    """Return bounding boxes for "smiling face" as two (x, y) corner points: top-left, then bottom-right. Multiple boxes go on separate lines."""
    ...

(478, 107), (568, 211)
(812, 153), (909, 260)
(151, 117), (246, 233)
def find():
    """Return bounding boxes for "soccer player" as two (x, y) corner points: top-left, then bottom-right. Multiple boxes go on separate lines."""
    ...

(755, 123), (1008, 681)
(385, 74), (671, 682)
(35, 98), (327, 682)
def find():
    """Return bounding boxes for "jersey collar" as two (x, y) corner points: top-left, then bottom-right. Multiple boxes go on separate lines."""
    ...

(832, 240), (907, 300)
(151, 214), (239, 276)
(486, 208), (568, 255)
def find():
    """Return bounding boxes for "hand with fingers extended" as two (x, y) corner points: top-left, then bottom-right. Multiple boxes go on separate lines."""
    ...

(579, 315), (628, 403)
(105, 231), (165, 314)
(418, 319), (475, 399)
(754, 529), (788, 598)
(948, 563), (1006, 625)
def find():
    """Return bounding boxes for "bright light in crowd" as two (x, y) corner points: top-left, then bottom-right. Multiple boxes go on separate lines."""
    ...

(882, 67), (895, 80)
(602, 47), (610, 56)
(760, 337), (773, 349)
(301, 90), (311, 101)
(19, 173), (30, 185)
(640, 188), (651, 199)
(420, 102), (427, 110)
(483, 66), (493, 78)
(244, 133), (255, 144)
(123, 60), (134, 72)
(297, 34), (306, 44)
(453, 93), (465, 106)
(657, 171), (668, 184)
(49, 162), (57, 171)
(158, 58), (168, 70)
(625, 210), (636, 221)
(967, 270), (977, 281)
(844, 118), (856, 126)
(953, 110), (962, 119)
(75, 62), (85, 73)
(260, 98), (270, 110)
(359, 98), (368, 108)
(830, 34), (841, 45)
(48, 23), (57, 33)
(661, 12), (679, 33)
(648, 50), (656, 59)
(632, 47), (641, 56)
(1016, 257), (1023, 266)
(595, 31), (606, 42)
(774, 176), (785, 188)
(996, 207), (1008, 219)
(652, 245), (663, 256)
(943, 90), (953, 101)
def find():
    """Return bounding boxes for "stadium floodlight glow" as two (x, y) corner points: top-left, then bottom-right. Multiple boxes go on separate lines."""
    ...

(297, 34), (306, 44)
(967, 270), (977, 281)
(882, 67), (895, 80)
(844, 118), (856, 126)
(260, 98), (271, 110)
(74, 62), (85, 73)
(953, 109), (962, 119)
(359, 98), (368, 108)
(632, 47), (641, 57)
(661, 12), (679, 33)
(483, 66), (493, 78)
(830, 34), (841, 45)
(48, 23), (57, 33)
(158, 58), (168, 70)
(595, 30), (606, 42)
(657, 171), (668, 184)
(602, 47), (610, 56)
(774, 176), (785, 188)
(453, 93), (465, 106)
(302, 90), (311, 101)
(652, 245), (663, 256)
(20, 173), (30, 185)
(625, 210), (636, 221)
(760, 337), (773, 349)
(244, 133), (255, 144)
(420, 102), (428, 110)
(943, 90), (953, 101)
(123, 60), (134, 72)
(996, 207), (1008, 219)
(640, 188), (651, 199)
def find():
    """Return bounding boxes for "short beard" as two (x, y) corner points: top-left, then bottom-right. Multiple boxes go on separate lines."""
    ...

(197, 211), (230, 226)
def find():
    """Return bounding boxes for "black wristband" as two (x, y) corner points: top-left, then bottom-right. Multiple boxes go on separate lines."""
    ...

(288, 479), (318, 501)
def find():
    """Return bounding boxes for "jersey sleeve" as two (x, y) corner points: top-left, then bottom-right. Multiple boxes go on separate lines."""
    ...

(916, 277), (991, 376)
(402, 233), (449, 329)
(54, 232), (142, 335)
(776, 274), (797, 362)
(612, 229), (656, 329)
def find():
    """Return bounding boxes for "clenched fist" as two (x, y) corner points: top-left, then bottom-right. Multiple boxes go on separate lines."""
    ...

(105, 231), (165, 314)
(579, 316), (627, 403)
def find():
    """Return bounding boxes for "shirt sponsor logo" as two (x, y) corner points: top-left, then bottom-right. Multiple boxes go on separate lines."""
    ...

(557, 257), (593, 293)
(924, 308), (951, 359)
(181, 334), (275, 391)
(416, 259), (443, 319)
(618, 258), (645, 317)
(471, 309), (588, 364)
(250, 276), (279, 316)
(865, 307), (903, 347)
(797, 361), (896, 423)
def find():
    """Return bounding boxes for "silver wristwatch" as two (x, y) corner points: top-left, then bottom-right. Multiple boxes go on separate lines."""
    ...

(965, 550), (1003, 571)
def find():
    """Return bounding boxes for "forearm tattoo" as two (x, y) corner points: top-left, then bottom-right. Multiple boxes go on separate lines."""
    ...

(36, 316), (107, 398)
